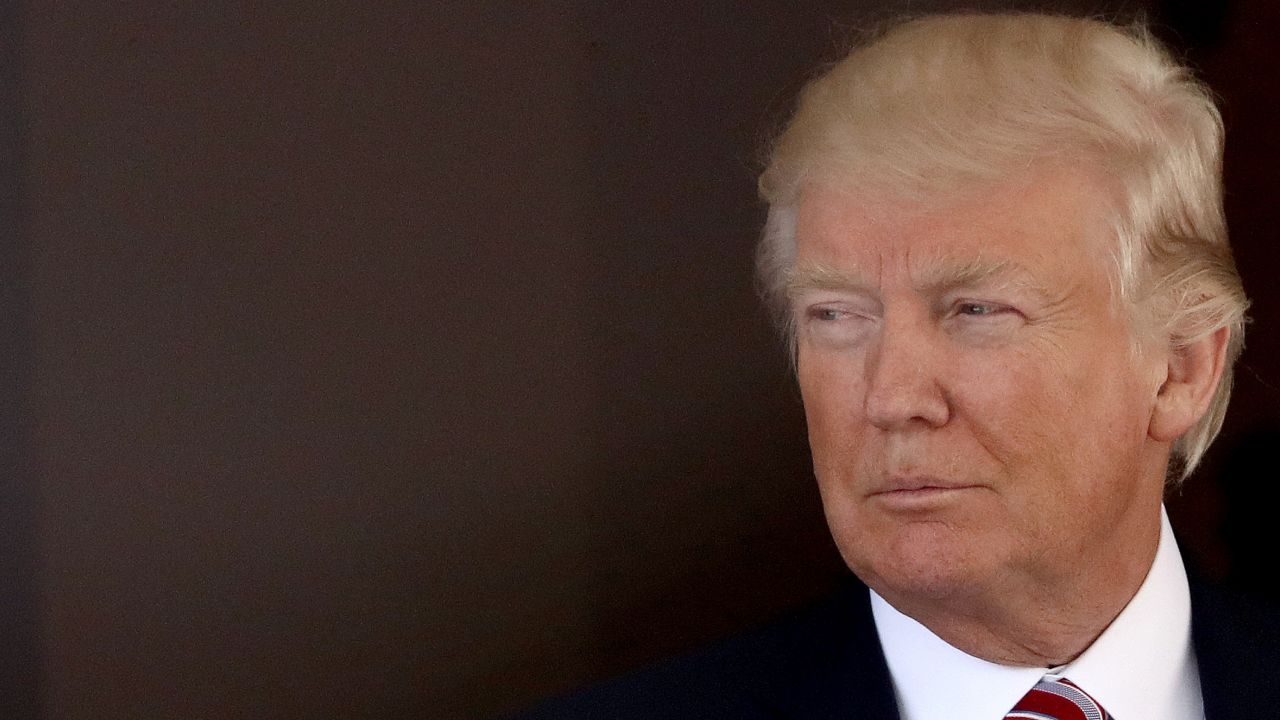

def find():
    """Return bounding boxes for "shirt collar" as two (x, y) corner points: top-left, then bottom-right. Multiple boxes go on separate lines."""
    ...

(870, 506), (1203, 720)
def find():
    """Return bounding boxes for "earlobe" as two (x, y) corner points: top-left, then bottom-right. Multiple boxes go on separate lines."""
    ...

(1149, 326), (1231, 442)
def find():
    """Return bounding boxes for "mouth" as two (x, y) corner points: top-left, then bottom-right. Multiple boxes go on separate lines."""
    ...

(868, 477), (985, 509)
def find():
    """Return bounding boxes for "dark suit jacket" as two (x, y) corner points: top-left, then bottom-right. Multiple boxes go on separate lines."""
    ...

(518, 575), (1280, 719)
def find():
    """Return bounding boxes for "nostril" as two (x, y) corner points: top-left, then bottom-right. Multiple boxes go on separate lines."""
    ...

(864, 358), (949, 430)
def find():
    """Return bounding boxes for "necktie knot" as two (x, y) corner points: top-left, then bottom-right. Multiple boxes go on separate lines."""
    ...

(1004, 677), (1113, 720)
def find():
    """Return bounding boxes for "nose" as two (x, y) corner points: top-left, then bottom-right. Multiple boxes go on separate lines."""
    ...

(863, 312), (950, 431)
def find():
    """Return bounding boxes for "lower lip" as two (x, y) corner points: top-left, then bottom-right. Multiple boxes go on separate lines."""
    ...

(870, 486), (981, 510)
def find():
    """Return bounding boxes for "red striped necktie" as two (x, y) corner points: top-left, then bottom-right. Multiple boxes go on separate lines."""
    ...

(1004, 677), (1114, 720)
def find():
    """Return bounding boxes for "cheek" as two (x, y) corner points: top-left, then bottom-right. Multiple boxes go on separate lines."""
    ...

(952, 345), (1151, 501)
(797, 351), (867, 456)
(946, 351), (1081, 482)
(1008, 338), (1151, 443)
(797, 360), (879, 527)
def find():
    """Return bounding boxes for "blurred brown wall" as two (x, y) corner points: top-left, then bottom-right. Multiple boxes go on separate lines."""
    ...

(7, 1), (1279, 719)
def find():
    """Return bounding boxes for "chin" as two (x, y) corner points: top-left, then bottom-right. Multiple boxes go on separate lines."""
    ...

(865, 558), (990, 606)
(836, 519), (998, 603)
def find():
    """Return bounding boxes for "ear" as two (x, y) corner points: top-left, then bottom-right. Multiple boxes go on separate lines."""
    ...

(1149, 326), (1231, 443)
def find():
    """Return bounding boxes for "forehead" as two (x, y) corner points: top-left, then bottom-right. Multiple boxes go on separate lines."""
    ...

(792, 165), (1117, 286)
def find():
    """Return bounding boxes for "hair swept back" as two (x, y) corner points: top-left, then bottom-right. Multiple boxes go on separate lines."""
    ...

(757, 12), (1248, 481)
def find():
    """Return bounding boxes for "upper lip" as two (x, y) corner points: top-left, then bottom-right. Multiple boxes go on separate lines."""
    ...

(870, 476), (981, 494)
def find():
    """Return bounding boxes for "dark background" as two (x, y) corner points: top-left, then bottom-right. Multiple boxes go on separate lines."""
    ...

(2, 1), (1278, 718)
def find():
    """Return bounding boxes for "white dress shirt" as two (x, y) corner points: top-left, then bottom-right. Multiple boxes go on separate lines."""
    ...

(870, 506), (1203, 720)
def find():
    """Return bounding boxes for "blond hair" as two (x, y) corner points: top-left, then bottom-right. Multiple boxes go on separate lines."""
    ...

(757, 13), (1248, 480)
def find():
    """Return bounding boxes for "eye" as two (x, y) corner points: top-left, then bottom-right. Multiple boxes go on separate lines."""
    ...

(944, 299), (1024, 346)
(800, 304), (877, 347)
(806, 305), (874, 324)
(955, 301), (1005, 317)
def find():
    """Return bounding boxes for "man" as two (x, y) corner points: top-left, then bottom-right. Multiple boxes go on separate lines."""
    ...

(522, 13), (1278, 719)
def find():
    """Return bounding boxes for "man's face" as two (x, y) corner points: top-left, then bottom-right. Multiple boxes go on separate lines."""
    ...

(790, 166), (1170, 608)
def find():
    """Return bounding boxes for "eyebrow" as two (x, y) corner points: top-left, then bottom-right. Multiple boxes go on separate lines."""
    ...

(785, 256), (1052, 301)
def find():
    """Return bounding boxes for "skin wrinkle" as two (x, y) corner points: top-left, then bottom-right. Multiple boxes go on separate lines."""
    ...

(761, 15), (1250, 480)
(793, 163), (1185, 666)
(787, 256), (1055, 308)
(784, 166), (1148, 334)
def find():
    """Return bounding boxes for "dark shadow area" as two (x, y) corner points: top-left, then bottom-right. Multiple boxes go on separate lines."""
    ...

(15, 1), (1280, 719)
(0, 0), (39, 716)
(1219, 427), (1280, 600)
(1158, 0), (1232, 49)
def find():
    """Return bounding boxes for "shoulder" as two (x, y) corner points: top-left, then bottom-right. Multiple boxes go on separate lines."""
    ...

(1189, 578), (1280, 717)
(1190, 577), (1280, 660)
(513, 578), (898, 720)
